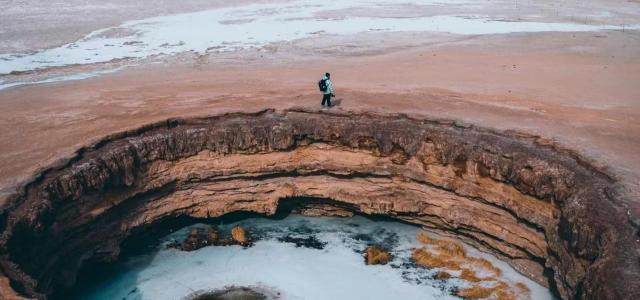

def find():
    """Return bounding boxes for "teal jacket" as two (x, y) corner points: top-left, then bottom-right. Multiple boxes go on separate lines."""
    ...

(322, 75), (334, 95)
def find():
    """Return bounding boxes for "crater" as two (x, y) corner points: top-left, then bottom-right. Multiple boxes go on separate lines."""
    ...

(0, 108), (637, 299)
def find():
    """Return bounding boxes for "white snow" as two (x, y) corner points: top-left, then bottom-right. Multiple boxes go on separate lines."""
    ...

(0, 0), (637, 75)
(76, 215), (554, 300)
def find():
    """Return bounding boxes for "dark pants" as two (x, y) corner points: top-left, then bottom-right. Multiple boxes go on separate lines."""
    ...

(322, 93), (332, 106)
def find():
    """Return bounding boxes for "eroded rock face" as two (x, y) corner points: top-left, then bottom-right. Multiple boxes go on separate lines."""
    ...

(0, 109), (637, 299)
(167, 225), (251, 252)
(290, 202), (354, 218)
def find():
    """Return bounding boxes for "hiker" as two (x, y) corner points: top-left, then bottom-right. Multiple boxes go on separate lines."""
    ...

(318, 72), (335, 107)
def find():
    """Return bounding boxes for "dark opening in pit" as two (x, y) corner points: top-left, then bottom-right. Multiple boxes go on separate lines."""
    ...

(57, 197), (411, 299)
(58, 197), (554, 300)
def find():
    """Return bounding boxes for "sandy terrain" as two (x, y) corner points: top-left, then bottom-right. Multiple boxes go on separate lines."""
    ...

(0, 0), (639, 214)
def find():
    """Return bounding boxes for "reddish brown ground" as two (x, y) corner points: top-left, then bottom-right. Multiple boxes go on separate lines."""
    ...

(1, 31), (639, 216)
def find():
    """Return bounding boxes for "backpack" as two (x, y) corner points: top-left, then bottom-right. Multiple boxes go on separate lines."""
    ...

(318, 79), (327, 92)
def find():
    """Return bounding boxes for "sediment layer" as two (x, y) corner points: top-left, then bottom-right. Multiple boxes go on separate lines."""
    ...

(0, 109), (637, 299)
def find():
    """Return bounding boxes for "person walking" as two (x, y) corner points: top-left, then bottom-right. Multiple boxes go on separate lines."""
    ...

(318, 72), (335, 107)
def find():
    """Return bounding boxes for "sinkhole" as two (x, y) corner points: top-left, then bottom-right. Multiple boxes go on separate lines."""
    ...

(0, 109), (637, 300)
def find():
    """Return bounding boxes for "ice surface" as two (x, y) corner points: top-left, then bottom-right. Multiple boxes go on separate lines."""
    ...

(0, 66), (127, 90)
(0, 0), (637, 75)
(74, 215), (554, 300)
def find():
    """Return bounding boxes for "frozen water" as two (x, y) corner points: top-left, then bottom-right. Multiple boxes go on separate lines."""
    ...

(0, 66), (127, 90)
(0, 0), (637, 76)
(72, 215), (554, 300)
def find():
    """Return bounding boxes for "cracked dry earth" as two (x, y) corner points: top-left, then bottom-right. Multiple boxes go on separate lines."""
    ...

(0, 109), (638, 299)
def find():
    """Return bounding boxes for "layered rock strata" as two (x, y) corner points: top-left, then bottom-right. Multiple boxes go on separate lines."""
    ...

(0, 109), (637, 299)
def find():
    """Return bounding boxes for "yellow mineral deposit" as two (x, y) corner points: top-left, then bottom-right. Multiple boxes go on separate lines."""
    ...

(413, 231), (529, 300)
(365, 246), (392, 265)
(231, 226), (247, 244)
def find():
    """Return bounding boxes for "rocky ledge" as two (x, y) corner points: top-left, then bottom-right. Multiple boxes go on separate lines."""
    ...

(0, 109), (637, 299)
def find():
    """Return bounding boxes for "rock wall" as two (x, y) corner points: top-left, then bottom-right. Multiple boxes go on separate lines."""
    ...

(0, 109), (637, 299)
